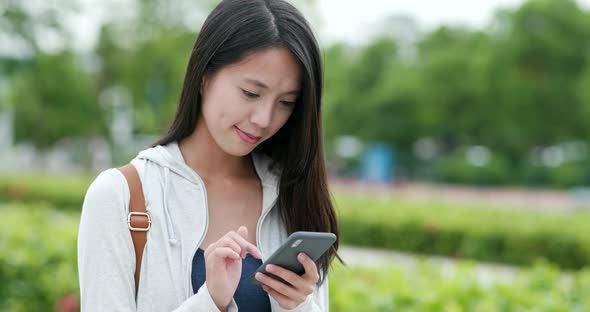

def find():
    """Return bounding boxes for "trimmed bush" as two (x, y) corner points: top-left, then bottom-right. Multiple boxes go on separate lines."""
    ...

(335, 194), (590, 270)
(0, 175), (92, 210)
(0, 204), (80, 311)
(3, 203), (589, 311)
(2, 175), (590, 269)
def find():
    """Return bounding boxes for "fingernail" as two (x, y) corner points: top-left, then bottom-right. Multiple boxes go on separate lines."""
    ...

(266, 264), (274, 272)
(298, 253), (306, 261)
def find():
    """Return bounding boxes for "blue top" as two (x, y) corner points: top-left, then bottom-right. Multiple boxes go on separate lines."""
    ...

(192, 248), (271, 311)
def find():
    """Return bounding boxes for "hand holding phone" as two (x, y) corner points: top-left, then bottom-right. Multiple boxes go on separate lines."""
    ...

(251, 231), (336, 286)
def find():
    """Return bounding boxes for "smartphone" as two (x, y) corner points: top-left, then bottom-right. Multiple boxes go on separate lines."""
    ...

(250, 231), (337, 286)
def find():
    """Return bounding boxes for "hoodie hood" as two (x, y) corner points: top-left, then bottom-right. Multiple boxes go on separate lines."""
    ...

(132, 141), (281, 246)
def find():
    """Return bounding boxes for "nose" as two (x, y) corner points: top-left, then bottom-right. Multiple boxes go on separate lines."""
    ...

(250, 100), (274, 129)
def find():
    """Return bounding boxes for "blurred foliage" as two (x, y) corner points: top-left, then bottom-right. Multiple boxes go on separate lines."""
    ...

(2, 175), (590, 270)
(0, 204), (79, 311)
(2, 202), (589, 311)
(434, 149), (513, 185)
(335, 193), (590, 270)
(0, 175), (92, 210)
(95, 24), (195, 133)
(10, 51), (107, 148)
(0, 0), (79, 55)
(325, 0), (590, 186)
(3, 0), (590, 185)
(330, 261), (590, 311)
(521, 159), (590, 187)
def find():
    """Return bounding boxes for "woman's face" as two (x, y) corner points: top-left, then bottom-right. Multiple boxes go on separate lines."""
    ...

(199, 47), (301, 156)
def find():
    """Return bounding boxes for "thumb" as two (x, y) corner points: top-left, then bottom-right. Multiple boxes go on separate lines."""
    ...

(237, 225), (248, 238)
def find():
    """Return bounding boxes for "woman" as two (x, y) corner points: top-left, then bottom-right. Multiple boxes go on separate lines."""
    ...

(77, 0), (340, 311)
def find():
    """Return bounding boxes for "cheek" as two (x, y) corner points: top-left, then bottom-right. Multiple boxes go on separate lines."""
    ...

(203, 92), (245, 127)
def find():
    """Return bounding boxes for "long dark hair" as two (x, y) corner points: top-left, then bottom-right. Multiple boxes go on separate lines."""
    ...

(152, 0), (341, 284)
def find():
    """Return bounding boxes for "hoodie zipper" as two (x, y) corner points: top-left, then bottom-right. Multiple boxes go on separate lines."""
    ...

(186, 173), (209, 298)
(256, 186), (278, 261)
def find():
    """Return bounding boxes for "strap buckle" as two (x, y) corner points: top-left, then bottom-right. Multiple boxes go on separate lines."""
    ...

(128, 212), (151, 232)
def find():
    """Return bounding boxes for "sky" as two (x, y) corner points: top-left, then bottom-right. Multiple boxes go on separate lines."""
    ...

(314, 0), (590, 45)
(17, 0), (590, 53)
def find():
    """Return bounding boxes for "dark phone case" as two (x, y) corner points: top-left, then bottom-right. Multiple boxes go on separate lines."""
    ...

(250, 231), (336, 286)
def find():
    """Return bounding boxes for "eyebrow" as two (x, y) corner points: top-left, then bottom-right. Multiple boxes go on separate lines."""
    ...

(244, 78), (300, 96)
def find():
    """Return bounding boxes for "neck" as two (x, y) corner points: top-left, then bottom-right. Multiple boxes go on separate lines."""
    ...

(178, 118), (255, 180)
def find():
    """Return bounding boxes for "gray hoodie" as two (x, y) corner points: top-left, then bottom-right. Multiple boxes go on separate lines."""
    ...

(77, 141), (329, 311)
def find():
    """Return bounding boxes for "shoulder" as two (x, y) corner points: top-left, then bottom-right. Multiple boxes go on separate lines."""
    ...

(85, 168), (127, 197)
(82, 168), (129, 213)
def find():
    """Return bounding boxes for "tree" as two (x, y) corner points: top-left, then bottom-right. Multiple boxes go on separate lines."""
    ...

(486, 0), (590, 159)
(10, 51), (107, 148)
(415, 26), (494, 151)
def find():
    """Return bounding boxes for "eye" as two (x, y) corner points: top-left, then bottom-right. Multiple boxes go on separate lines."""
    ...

(241, 89), (259, 98)
(280, 101), (296, 108)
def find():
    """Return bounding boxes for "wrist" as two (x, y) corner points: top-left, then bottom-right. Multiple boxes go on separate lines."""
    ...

(206, 281), (230, 311)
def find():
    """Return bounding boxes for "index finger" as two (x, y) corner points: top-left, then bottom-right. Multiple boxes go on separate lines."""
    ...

(227, 231), (262, 259)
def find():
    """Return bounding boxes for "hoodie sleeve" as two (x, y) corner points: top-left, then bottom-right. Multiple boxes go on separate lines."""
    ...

(78, 168), (241, 312)
(77, 168), (138, 311)
(174, 283), (238, 312)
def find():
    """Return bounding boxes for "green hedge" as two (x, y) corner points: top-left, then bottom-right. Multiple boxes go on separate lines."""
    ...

(0, 204), (80, 311)
(0, 175), (92, 210)
(335, 194), (590, 270)
(3, 203), (589, 311)
(2, 175), (590, 269)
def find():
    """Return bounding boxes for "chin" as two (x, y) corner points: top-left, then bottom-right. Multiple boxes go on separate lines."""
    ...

(221, 142), (256, 157)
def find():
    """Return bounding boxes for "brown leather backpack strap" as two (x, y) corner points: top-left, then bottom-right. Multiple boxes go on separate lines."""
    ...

(117, 164), (150, 295)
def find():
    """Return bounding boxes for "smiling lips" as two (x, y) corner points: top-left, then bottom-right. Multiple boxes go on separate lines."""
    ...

(235, 126), (261, 144)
